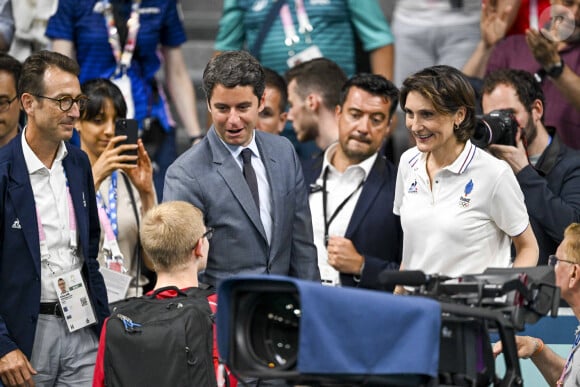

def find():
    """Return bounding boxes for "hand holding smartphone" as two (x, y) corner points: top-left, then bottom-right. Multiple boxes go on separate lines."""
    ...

(115, 118), (139, 164)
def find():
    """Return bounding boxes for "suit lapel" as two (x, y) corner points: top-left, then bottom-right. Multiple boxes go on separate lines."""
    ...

(345, 157), (386, 238)
(208, 129), (268, 242)
(7, 136), (41, 275)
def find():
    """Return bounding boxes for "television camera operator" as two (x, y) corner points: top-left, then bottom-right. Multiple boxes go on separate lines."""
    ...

(493, 223), (580, 386)
(480, 69), (580, 264)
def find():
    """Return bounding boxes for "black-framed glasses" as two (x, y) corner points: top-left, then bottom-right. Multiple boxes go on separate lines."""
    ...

(0, 95), (17, 112)
(193, 227), (214, 250)
(203, 227), (214, 241)
(32, 94), (89, 112)
(548, 254), (576, 266)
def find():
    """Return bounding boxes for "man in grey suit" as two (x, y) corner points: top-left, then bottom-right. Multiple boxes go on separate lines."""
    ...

(163, 50), (320, 287)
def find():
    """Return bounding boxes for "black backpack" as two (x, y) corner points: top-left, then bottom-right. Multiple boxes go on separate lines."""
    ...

(103, 285), (218, 387)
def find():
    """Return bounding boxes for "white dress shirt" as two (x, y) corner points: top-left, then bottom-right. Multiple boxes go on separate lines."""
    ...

(22, 129), (80, 302)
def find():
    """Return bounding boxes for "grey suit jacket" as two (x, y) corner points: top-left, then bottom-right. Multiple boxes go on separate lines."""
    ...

(163, 127), (320, 286)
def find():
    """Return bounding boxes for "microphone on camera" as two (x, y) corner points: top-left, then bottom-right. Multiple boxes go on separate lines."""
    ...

(379, 270), (451, 289)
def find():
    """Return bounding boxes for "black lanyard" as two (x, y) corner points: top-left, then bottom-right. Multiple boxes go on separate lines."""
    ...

(321, 167), (364, 246)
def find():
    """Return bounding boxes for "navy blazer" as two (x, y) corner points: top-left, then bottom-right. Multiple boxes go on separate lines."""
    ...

(164, 128), (320, 287)
(0, 135), (109, 359)
(303, 152), (402, 290)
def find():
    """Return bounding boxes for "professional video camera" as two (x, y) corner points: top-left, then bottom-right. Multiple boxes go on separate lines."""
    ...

(381, 266), (560, 387)
(471, 109), (519, 148)
(217, 268), (559, 387)
(217, 276), (441, 386)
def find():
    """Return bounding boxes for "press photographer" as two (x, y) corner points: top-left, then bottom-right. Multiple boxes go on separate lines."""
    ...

(480, 69), (580, 264)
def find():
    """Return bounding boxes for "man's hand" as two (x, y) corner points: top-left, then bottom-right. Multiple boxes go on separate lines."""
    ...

(0, 349), (36, 387)
(480, 3), (512, 48)
(488, 127), (529, 173)
(492, 335), (541, 359)
(326, 236), (364, 275)
(525, 28), (560, 69)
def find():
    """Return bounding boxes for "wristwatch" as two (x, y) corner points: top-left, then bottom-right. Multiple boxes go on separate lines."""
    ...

(544, 58), (565, 79)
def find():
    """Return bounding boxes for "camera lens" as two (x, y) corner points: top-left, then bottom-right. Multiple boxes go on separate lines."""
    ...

(472, 119), (494, 148)
(236, 292), (300, 370)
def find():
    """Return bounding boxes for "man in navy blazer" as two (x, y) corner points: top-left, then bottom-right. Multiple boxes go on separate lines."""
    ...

(303, 73), (402, 290)
(164, 51), (320, 287)
(0, 51), (108, 386)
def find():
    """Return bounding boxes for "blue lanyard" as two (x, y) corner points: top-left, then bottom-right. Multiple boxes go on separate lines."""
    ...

(96, 171), (119, 238)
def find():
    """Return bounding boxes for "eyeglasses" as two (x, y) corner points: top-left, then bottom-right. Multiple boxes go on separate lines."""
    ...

(0, 96), (17, 112)
(32, 94), (89, 112)
(203, 227), (214, 241)
(548, 254), (576, 266)
(193, 227), (214, 250)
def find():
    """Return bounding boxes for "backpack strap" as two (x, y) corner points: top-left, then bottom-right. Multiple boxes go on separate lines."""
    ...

(146, 286), (187, 299)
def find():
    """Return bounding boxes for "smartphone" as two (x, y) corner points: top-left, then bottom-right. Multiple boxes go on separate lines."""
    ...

(115, 118), (138, 163)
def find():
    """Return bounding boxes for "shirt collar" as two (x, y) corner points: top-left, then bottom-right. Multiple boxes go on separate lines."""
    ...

(21, 127), (68, 174)
(320, 142), (378, 180)
(219, 130), (261, 159)
(416, 140), (477, 175)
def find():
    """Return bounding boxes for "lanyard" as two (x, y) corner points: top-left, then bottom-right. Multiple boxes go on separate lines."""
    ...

(279, 0), (313, 49)
(557, 330), (580, 385)
(102, 0), (142, 73)
(36, 173), (78, 260)
(321, 168), (364, 246)
(96, 171), (126, 271)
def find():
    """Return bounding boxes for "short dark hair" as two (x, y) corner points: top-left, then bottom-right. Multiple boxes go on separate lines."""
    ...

(0, 53), (22, 88)
(81, 78), (128, 121)
(202, 51), (265, 103)
(263, 67), (287, 112)
(339, 73), (399, 121)
(18, 50), (80, 98)
(482, 69), (545, 122)
(285, 58), (347, 111)
(400, 65), (476, 143)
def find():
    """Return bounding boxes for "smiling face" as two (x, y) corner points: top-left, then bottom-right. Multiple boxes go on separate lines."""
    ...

(23, 66), (82, 145)
(208, 84), (263, 147)
(404, 91), (464, 157)
(335, 87), (392, 164)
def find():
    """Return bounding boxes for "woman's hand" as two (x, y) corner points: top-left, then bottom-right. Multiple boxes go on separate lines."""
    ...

(125, 139), (154, 197)
(92, 136), (138, 190)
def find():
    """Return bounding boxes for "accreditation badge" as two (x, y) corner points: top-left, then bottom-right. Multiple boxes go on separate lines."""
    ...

(53, 268), (97, 332)
(287, 45), (323, 68)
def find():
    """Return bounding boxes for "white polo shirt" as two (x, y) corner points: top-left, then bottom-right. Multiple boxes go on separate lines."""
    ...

(393, 140), (530, 277)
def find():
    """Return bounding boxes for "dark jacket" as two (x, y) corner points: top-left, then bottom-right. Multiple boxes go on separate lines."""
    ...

(0, 135), (109, 359)
(517, 132), (580, 264)
(303, 152), (402, 290)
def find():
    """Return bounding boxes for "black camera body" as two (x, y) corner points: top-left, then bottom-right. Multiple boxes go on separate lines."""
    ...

(471, 109), (519, 148)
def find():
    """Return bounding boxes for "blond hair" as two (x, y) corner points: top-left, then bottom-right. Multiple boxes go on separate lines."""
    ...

(564, 223), (580, 263)
(140, 201), (205, 271)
